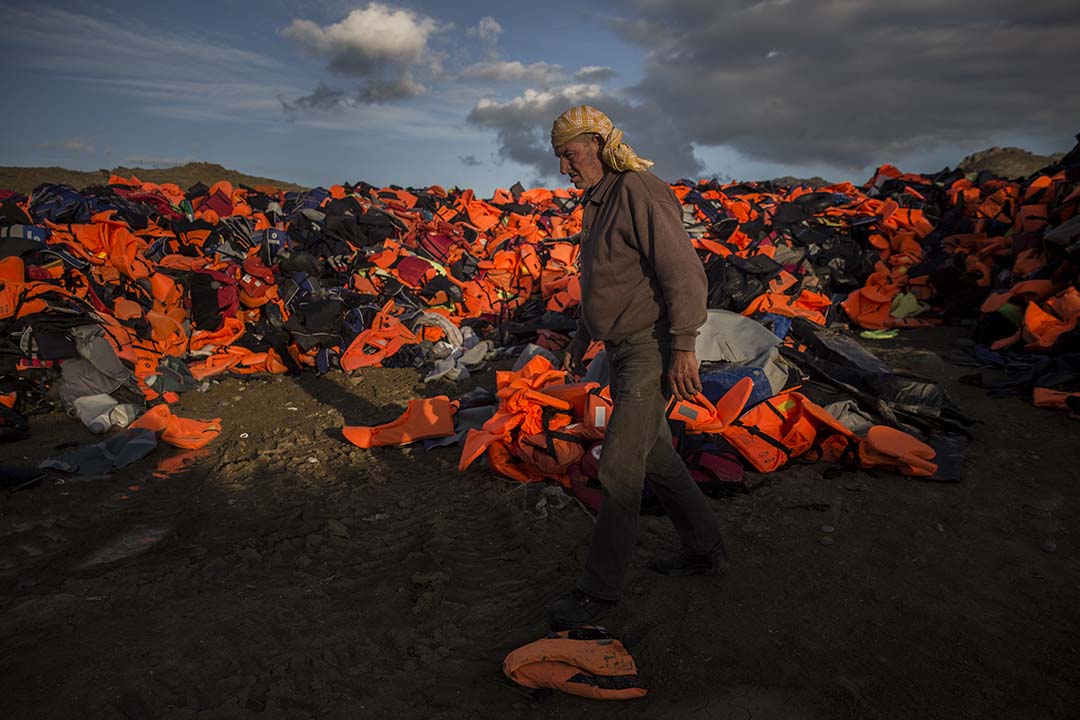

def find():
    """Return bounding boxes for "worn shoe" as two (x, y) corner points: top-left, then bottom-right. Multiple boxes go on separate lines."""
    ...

(651, 542), (728, 577)
(545, 589), (618, 631)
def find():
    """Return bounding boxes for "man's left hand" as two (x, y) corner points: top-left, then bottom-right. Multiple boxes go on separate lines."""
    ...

(668, 349), (703, 402)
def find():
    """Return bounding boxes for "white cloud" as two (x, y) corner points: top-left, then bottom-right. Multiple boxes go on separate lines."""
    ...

(468, 84), (703, 180)
(3, 5), (282, 76)
(282, 4), (438, 73)
(39, 138), (95, 153)
(468, 17), (503, 44)
(1, 5), (297, 125)
(472, 84), (607, 116)
(461, 61), (566, 86)
(573, 66), (617, 83)
(121, 155), (192, 169)
(281, 3), (447, 104)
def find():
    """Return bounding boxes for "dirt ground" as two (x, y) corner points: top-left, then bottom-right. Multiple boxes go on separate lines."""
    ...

(1, 326), (1078, 720)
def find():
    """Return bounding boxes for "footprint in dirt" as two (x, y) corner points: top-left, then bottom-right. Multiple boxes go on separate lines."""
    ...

(79, 525), (171, 568)
(664, 685), (811, 720)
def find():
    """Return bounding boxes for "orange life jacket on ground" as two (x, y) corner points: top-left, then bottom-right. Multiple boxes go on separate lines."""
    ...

(340, 304), (418, 371)
(503, 627), (647, 701)
(857, 425), (937, 477)
(342, 396), (455, 448)
(722, 392), (855, 473)
(131, 404), (222, 450)
(1033, 388), (1080, 418)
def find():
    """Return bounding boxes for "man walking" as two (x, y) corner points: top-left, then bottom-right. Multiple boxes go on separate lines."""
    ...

(544, 105), (728, 631)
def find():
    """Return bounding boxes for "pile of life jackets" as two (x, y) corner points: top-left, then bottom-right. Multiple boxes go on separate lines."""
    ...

(1, 132), (1077, 480)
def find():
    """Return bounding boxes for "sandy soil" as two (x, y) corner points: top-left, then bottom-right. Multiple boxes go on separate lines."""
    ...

(1, 327), (1078, 720)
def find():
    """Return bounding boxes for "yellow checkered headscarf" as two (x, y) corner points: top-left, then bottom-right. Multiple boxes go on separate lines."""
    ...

(550, 105), (653, 173)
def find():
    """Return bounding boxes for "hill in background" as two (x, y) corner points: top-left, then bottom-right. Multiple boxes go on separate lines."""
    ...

(957, 146), (1065, 179)
(0, 162), (307, 196)
(767, 175), (832, 188)
(0, 146), (1069, 198)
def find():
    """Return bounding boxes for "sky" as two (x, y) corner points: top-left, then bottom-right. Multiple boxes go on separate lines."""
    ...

(0, 0), (1077, 195)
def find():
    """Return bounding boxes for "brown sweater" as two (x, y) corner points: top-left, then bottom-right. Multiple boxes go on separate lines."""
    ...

(576, 170), (707, 352)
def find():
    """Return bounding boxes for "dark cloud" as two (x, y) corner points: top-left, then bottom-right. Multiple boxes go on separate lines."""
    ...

(281, 81), (354, 112)
(459, 154), (482, 167)
(353, 74), (424, 103)
(611, 0), (1080, 169)
(467, 85), (704, 181)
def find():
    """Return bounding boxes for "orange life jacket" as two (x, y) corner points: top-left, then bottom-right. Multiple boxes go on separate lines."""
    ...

(340, 305), (418, 371)
(668, 378), (754, 434)
(1033, 387), (1080, 418)
(342, 396), (455, 448)
(722, 392), (855, 473)
(459, 359), (579, 478)
(187, 349), (247, 380)
(513, 422), (593, 485)
(131, 404), (222, 450)
(857, 425), (937, 477)
(485, 440), (537, 484)
(503, 627), (647, 701)
(189, 315), (245, 352)
(536, 381), (600, 418)
(0, 256), (26, 320)
(583, 386), (613, 439)
(743, 290), (831, 325)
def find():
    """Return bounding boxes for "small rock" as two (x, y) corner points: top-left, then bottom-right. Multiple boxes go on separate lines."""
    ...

(296, 555), (312, 568)
(819, 524), (835, 534)
(307, 457), (319, 464)
(819, 536), (835, 546)
(362, 513), (390, 522)
(202, 557), (228, 578)
(236, 548), (262, 564)
(326, 519), (349, 538)
(1042, 541), (1057, 553)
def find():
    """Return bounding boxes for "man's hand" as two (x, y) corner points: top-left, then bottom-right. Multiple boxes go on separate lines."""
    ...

(668, 349), (703, 402)
(561, 335), (589, 377)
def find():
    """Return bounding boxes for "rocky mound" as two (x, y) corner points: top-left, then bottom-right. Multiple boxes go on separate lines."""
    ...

(0, 161), (307, 196)
(957, 146), (1065, 179)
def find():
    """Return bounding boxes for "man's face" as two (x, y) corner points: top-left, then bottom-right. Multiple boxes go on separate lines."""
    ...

(553, 135), (605, 190)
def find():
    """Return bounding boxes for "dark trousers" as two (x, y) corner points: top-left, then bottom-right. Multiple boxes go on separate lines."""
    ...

(577, 330), (724, 601)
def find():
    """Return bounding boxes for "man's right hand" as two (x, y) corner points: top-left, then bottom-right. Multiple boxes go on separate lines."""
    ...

(561, 336), (589, 377)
